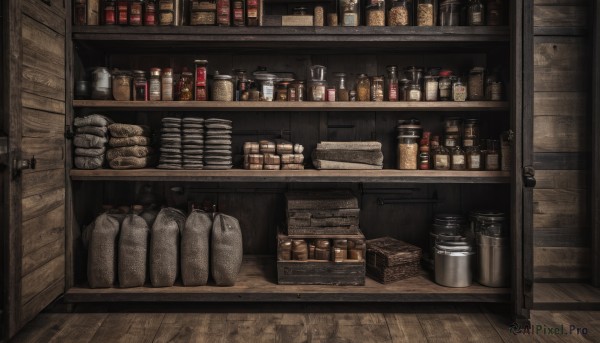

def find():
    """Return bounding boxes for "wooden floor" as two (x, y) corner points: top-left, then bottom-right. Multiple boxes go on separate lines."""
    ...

(534, 283), (600, 310)
(11, 303), (600, 343)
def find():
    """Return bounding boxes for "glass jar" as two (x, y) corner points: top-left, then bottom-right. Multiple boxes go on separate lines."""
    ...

(334, 73), (349, 101)
(112, 72), (132, 101)
(74, 0), (87, 26)
(288, 80), (306, 102)
(424, 75), (439, 101)
(488, 81), (503, 101)
(232, 0), (245, 26)
(356, 74), (370, 101)
(328, 13), (339, 26)
(326, 87), (336, 101)
(256, 74), (276, 101)
(367, 1), (385, 26)
(450, 146), (466, 170)
(433, 145), (450, 170)
(349, 90), (357, 101)
(161, 68), (173, 101)
(276, 81), (290, 101)
(133, 70), (147, 101)
(190, 0), (217, 25)
(246, 0), (259, 26)
(148, 68), (162, 101)
(431, 135), (440, 150)
(452, 78), (467, 101)
(399, 79), (411, 101)
(339, 0), (359, 26)
(212, 73), (234, 101)
(397, 135), (419, 170)
(104, 1), (116, 25)
(438, 70), (452, 101)
(419, 132), (431, 170)
(158, 0), (174, 25)
(371, 76), (384, 101)
(468, 67), (485, 101)
(385, 66), (399, 101)
(407, 84), (422, 101)
(91, 67), (112, 100)
(309, 80), (327, 101)
(486, 0), (503, 26)
(217, 0), (231, 26)
(404, 66), (423, 88)
(233, 69), (248, 101)
(466, 146), (482, 170)
(117, 1), (129, 25)
(388, 0), (411, 26)
(176, 71), (194, 101)
(468, 0), (485, 26)
(129, 0), (143, 25)
(439, 0), (460, 26)
(194, 59), (208, 101)
(144, 0), (157, 25)
(314, 5), (325, 26)
(416, 0), (435, 26)
(463, 118), (479, 147)
(485, 139), (500, 170)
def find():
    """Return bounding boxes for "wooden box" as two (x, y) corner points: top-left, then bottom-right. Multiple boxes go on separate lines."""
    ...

(366, 237), (422, 284)
(277, 231), (366, 285)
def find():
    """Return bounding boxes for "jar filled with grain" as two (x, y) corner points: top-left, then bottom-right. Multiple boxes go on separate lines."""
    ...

(433, 145), (450, 170)
(371, 76), (384, 101)
(112, 71), (132, 101)
(276, 81), (290, 101)
(328, 13), (338, 26)
(438, 70), (453, 101)
(397, 120), (423, 170)
(314, 5), (325, 26)
(334, 73), (349, 101)
(161, 68), (173, 101)
(367, 1), (385, 26)
(339, 0), (359, 26)
(450, 146), (466, 170)
(356, 74), (371, 101)
(424, 75), (439, 101)
(416, 0), (435, 26)
(385, 65), (399, 101)
(466, 146), (482, 170)
(468, 0), (485, 26)
(148, 68), (162, 101)
(463, 118), (479, 147)
(388, 0), (411, 26)
(212, 73), (234, 101)
(452, 77), (467, 101)
(468, 67), (485, 101)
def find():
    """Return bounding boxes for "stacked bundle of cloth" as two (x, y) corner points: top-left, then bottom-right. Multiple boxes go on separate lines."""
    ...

(73, 114), (113, 169)
(106, 123), (155, 169)
(312, 141), (384, 170)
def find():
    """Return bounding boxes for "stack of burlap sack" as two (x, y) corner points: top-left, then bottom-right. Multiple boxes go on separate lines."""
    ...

(73, 114), (113, 169)
(107, 123), (155, 169)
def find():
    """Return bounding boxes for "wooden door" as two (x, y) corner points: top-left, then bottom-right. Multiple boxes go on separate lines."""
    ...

(2, 0), (68, 338)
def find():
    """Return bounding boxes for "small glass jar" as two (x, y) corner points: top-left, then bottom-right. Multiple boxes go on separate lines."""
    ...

(133, 70), (147, 101)
(256, 74), (276, 101)
(452, 78), (467, 101)
(91, 67), (112, 100)
(144, 0), (157, 25)
(161, 68), (173, 101)
(468, 0), (485, 26)
(217, 0), (231, 26)
(367, 1), (385, 26)
(450, 146), (466, 170)
(148, 68), (162, 101)
(399, 79), (411, 101)
(416, 0), (435, 26)
(112, 72), (132, 101)
(74, 0), (87, 26)
(424, 76), (439, 101)
(176, 71), (194, 101)
(438, 70), (452, 101)
(103, 1), (116, 25)
(407, 84), (422, 101)
(328, 13), (339, 26)
(356, 74), (371, 101)
(485, 140), (500, 170)
(340, 0), (359, 26)
(117, 1), (129, 25)
(488, 81), (503, 101)
(349, 90), (357, 101)
(194, 59), (208, 101)
(388, 0), (411, 26)
(232, 0), (245, 26)
(233, 69), (248, 101)
(439, 0), (460, 26)
(212, 73), (234, 101)
(371, 76), (384, 101)
(326, 87), (336, 101)
(433, 145), (450, 170)
(466, 146), (482, 170)
(334, 73), (349, 101)
(385, 66), (399, 101)
(463, 118), (479, 147)
(288, 80), (306, 102)
(309, 80), (327, 102)
(486, 0), (503, 26)
(276, 81), (290, 101)
(397, 135), (420, 170)
(129, 0), (144, 26)
(314, 5), (325, 26)
(468, 67), (485, 101)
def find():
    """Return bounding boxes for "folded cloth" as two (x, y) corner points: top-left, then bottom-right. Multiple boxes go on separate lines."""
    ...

(106, 146), (154, 160)
(74, 114), (113, 128)
(75, 147), (106, 157)
(313, 159), (383, 170)
(316, 141), (382, 151)
(109, 156), (155, 169)
(312, 149), (383, 166)
(75, 155), (104, 169)
(109, 136), (151, 147)
(74, 134), (108, 149)
(108, 124), (151, 138)
(76, 126), (108, 137)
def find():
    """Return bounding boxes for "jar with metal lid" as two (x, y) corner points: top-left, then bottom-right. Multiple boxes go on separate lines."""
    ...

(333, 73), (349, 101)
(276, 81), (290, 101)
(217, 0), (231, 26)
(385, 66), (399, 101)
(144, 0), (157, 25)
(148, 68), (162, 101)
(486, 0), (503, 26)
(255, 74), (276, 101)
(463, 118), (479, 147)
(466, 146), (482, 170)
(452, 77), (467, 101)
(434, 241), (474, 287)
(288, 80), (306, 102)
(349, 90), (357, 101)
(445, 117), (461, 134)
(129, 0), (144, 26)
(468, 67), (485, 101)
(175, 71), (194, 101)
(416, 0), (435, 26)
(370, 76), (384, 101)
(468, 0), (485, 26)
(404, 66), (423, 88)
(91, 67), (112, 100)
(438, 70), (453, 101)
(433, 145), (450, 170)
(339, 0), (359, 26)
(309, 80), (327, 101)
(424, 75), (439, 101)
(407, 84), (422, 101)
(314, 5), (325, 26)
(232, 0), (245, 26)
(112, 72), (132, 101)
(480, 216), (506, 237)
(161, 68), (173, 101)
(485, 139), (500, 170)
(356, 74), (370, 101)
(366, 1), (385, 26)
(212, 73), (234, 101)
(470, 211), (505, 234)
(399, 79), (411, 101)
(450, 146), (466, 170)
(133, 70), (147, 101)
(388, 0), (411, 26)
(439, 0), (460, 26)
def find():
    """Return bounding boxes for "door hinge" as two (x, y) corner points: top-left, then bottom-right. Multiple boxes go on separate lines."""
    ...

(13, 156), (36, 178)
(65, 125), (75, 140)
(523, 165), (536, 188)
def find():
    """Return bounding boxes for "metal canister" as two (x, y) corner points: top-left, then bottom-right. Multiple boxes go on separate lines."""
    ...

(90, 67), (112, 100)
(434, 241), (475, 288)
(477, 232), (509, 287)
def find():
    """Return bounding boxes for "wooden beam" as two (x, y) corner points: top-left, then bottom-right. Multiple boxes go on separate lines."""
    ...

(591, 0), (600, 287)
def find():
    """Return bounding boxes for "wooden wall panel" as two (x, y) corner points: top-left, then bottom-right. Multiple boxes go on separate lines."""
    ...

(534, 247), (590, 279)
(22, 205), (65, 256)
(533, 5), (588, 28)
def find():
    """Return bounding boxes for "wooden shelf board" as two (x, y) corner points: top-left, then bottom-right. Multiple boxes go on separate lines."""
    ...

(64, 256), (509, 303)
(72, 100), (508, 112)
(69, 169), (511, 183)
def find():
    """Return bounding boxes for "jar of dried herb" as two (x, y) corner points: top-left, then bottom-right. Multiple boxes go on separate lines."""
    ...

(112, 72), (132, 101)
(388, 0), (410, 26)
(416, 0), (435, 26)
(356, 74), (371, 101)
(371, 76), (384, 101)
(367, 1), (385, 26)
(468, 67), (485, 101)
(433, 145), (450, 170)
(450, 146), (466, 170)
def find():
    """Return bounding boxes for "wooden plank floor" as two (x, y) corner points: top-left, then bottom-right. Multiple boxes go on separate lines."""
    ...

(534, 283), (600, 310)
(11, 303), (600, 343)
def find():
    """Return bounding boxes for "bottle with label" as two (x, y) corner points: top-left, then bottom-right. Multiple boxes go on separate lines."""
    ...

(133, 70), (148, 101)
(148, 68), (162, 101)
(370, 76), (384, 101)
(407, 84), (422, 101)
(246, 0), (259, 26)
(233, 0), (245, 26)
(161, 68), (173, 101)
(468, 0), (485, 26)
(463, 118), (479, 147)
(419, 132), (431, 170)
(424, 75), (439, 101)
(452, 77), (467, 101)
(466, 146), (482, 170)
(129, 0), (144, 26)
(194, 59), (208, 101)
(438, 70), (452, 101)
(340, 0), (359, 26)
(217, 0), (231, 26)
(450, 146), (466, 170)
(144, 0), (157, 25)
(117, 1), (129, 25)
(385, 66), (399, 101)
(104, 1), (117, 25)
(485, 139), (500, 170)
(433, 145), (450, 170)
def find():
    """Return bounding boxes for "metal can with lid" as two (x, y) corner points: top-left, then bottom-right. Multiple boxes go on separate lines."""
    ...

(434, 241), (475, 288)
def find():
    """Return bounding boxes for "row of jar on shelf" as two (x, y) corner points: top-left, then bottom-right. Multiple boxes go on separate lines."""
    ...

(74, 0), (505, 28)
(78, 64), (504, 102)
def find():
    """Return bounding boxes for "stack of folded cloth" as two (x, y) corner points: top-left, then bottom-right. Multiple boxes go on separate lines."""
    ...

(312, 141), (384, 170)
(158, 117), (183, 169)
(204, 118), (233, 170)
(107, 123), (154, 169)
(181, 117), (204, 170)
(73, 114), (113, 169)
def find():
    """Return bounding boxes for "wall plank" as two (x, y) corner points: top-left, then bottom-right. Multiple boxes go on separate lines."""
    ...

(22, 108), (65, 138)
(21, 255), (65, 305)
(533, 5), (588, 27)
(534, 92), (587, 117)
(22, 205), (65, 256)
(22, 238), (64, 277)
(534, 247), (590, 280)
(22, 168), (65, 198)
(22, 188), (65, 222)
(21, 137), (65, 171)
(533, 115), (586, 153)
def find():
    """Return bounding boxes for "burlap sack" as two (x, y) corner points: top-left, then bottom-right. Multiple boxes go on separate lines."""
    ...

(87, 213), (120, 288)
(75, 155), (104, 170)
(109, 136), (151, 147)
(74, 114), (113, 128)
(211, 214), (243, 286)
(76, 126), (108, 137)
(108, 156), (151, 169)
(150, 208), (186, 287)
(75, 147), (106, 157)
(109, 123), (151, 138)
(106, 146), (154, 160)
(181, 210), (212, 286)
(74, 134), (108, 149)
(118, 214), (149, 288)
